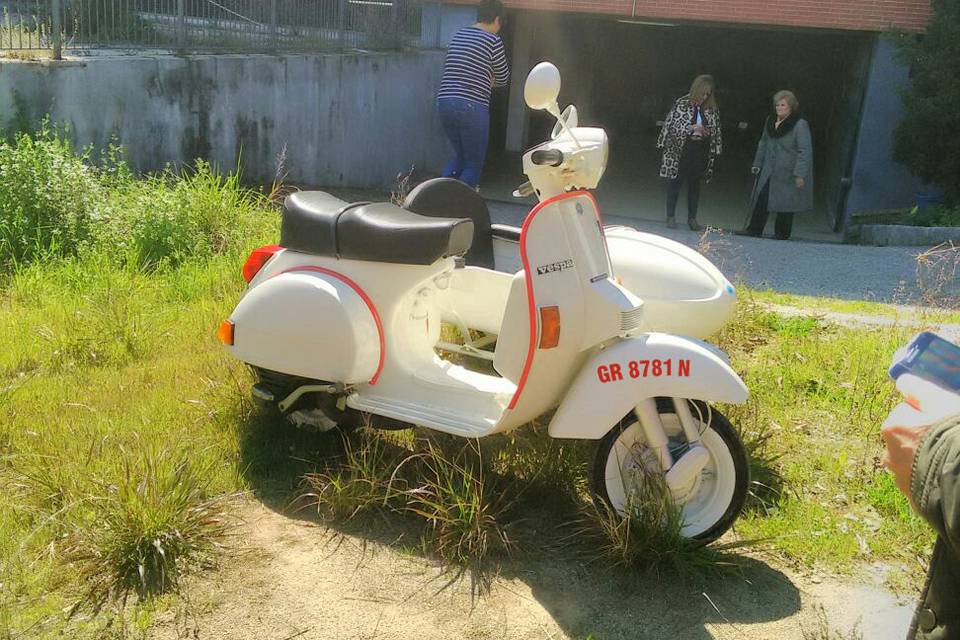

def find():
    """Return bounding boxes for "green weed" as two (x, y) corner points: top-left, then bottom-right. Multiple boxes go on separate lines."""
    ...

(0, 122), (104, 267)
(301, 428), (410, 521)
(404, 439), (516, 576)
(576, 465), (748, 577)
(61, 447), (235, 614)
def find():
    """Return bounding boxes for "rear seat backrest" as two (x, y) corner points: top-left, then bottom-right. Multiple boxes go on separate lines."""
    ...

(403, 178), (495, 269)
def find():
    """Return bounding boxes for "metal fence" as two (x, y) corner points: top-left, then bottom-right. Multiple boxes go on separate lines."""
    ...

(0, 0), (426, 56)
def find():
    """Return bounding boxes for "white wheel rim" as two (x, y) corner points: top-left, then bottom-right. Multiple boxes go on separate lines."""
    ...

(603, 410), (738, 538)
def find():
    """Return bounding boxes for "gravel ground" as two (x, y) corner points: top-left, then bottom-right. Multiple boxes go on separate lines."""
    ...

(487, 200), (927, 302)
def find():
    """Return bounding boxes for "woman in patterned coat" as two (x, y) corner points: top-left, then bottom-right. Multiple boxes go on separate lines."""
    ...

(657, 75), (723, 231)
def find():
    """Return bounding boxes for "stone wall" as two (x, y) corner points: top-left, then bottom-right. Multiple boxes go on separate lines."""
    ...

(1, 51), (449, 188)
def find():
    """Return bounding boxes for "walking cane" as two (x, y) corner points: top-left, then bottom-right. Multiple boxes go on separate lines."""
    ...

(740, 173), (759, 232)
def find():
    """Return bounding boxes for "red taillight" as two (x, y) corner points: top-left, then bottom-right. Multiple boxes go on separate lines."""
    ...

(242, 245), (282, 283)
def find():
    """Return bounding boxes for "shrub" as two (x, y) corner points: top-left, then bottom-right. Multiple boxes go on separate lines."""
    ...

(0, 124), (105, 267)
(891, 1), (960, 201)
(909, 204), (960, 227)
(97, 159), (273, 269)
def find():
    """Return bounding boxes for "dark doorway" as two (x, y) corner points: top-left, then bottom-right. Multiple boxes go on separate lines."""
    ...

(487, 9), (516, 158)
(486, 14), (874, 237)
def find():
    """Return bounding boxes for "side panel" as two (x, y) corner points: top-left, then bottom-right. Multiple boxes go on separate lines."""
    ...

(229, 270), (381, 384)
(548, 333), (748, 439)
(605, 227), (736, 339)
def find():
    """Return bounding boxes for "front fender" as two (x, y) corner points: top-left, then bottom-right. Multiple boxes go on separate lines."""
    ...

(548, 333), (747, 439)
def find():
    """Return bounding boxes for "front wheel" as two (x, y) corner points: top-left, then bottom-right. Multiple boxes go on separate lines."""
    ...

(592, 398), (748, 544)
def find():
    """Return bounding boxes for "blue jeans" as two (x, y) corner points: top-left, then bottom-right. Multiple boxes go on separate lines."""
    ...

(438, 97), (489, 189)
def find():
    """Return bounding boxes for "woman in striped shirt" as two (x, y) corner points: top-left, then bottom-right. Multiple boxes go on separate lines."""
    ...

(437, 0), (510, 190)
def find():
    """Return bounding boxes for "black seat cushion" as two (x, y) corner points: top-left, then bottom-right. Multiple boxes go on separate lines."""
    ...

(281, 191), (474, 265)
(338, 203), (474, 265)
(403, 178), (494, 269)
(280, 191), (354, 257)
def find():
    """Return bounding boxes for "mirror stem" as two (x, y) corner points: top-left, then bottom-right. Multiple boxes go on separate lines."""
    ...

(548, 102), (582, 149)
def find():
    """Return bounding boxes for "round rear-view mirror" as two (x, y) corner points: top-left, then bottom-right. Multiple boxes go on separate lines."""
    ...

(524, 62), (561, 111)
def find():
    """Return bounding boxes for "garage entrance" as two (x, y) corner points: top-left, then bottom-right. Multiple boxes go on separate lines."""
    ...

(484, 14), (874, 238)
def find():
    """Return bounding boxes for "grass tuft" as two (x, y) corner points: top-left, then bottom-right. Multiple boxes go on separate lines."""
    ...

(301, 428), (409, 521)
(302, 431), (517, 587)
(403, 439), (516, 577)
(62, 447), (235, 614)
(576, 465), (749, 577)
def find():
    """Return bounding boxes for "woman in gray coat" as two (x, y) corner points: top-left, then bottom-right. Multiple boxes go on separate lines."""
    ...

(739, 90), (814, 240)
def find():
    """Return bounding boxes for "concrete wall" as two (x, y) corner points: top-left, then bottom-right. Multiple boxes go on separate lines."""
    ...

(845, 38), (922, 218)
(1, 52), (450, 188)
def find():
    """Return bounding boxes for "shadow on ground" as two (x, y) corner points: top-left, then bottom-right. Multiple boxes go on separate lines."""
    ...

(231, 409), (802, 640)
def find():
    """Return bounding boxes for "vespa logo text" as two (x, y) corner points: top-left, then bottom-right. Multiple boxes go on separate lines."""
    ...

(537, 259), (574, 276)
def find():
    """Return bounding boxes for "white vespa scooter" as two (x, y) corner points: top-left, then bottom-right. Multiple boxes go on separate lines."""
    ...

(399, 115), (738, 344)
(218, 63), (749, 542)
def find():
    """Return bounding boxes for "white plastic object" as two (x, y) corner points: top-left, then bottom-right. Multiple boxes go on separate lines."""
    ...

(548, 332), (748, 439)
(665, 445), (711, 495)
(883, 374), (960, 429)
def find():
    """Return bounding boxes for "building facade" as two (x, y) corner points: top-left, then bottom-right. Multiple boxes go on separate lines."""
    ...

(424, 0), (931, 233)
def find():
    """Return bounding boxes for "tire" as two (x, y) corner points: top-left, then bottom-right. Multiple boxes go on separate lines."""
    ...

(592, 398), (748, 544)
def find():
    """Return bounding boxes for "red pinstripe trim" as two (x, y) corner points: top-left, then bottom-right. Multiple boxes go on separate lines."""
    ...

(276, 266), (385, 385)
(507, 191), (595, 411)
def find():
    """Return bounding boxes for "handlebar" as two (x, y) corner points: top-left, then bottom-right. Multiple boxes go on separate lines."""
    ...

(531, 149), (564, 167)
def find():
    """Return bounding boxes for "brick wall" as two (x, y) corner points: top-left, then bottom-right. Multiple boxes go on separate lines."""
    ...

(453, 0), (931, 32)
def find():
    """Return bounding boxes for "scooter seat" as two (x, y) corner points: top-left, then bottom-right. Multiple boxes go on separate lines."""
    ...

(281, 191), (474, 265)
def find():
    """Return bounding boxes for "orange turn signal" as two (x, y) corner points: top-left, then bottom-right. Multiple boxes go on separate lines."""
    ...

(538, 306), (561, 349)
(217, 319), (235, 346)
(905, 394), (922, 411)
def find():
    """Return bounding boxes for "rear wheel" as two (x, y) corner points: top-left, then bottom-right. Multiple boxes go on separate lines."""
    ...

(592, 398), (748, 543)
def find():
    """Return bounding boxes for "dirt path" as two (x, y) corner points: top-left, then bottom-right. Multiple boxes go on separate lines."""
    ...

(153, 501), (914, 640)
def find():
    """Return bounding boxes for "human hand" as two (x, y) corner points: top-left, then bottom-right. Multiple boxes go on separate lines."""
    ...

(881, 422), (929, 497)
(881, 375), (960, 498)
(751, 166), (760, 176)
(794, 176), (805, 189)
